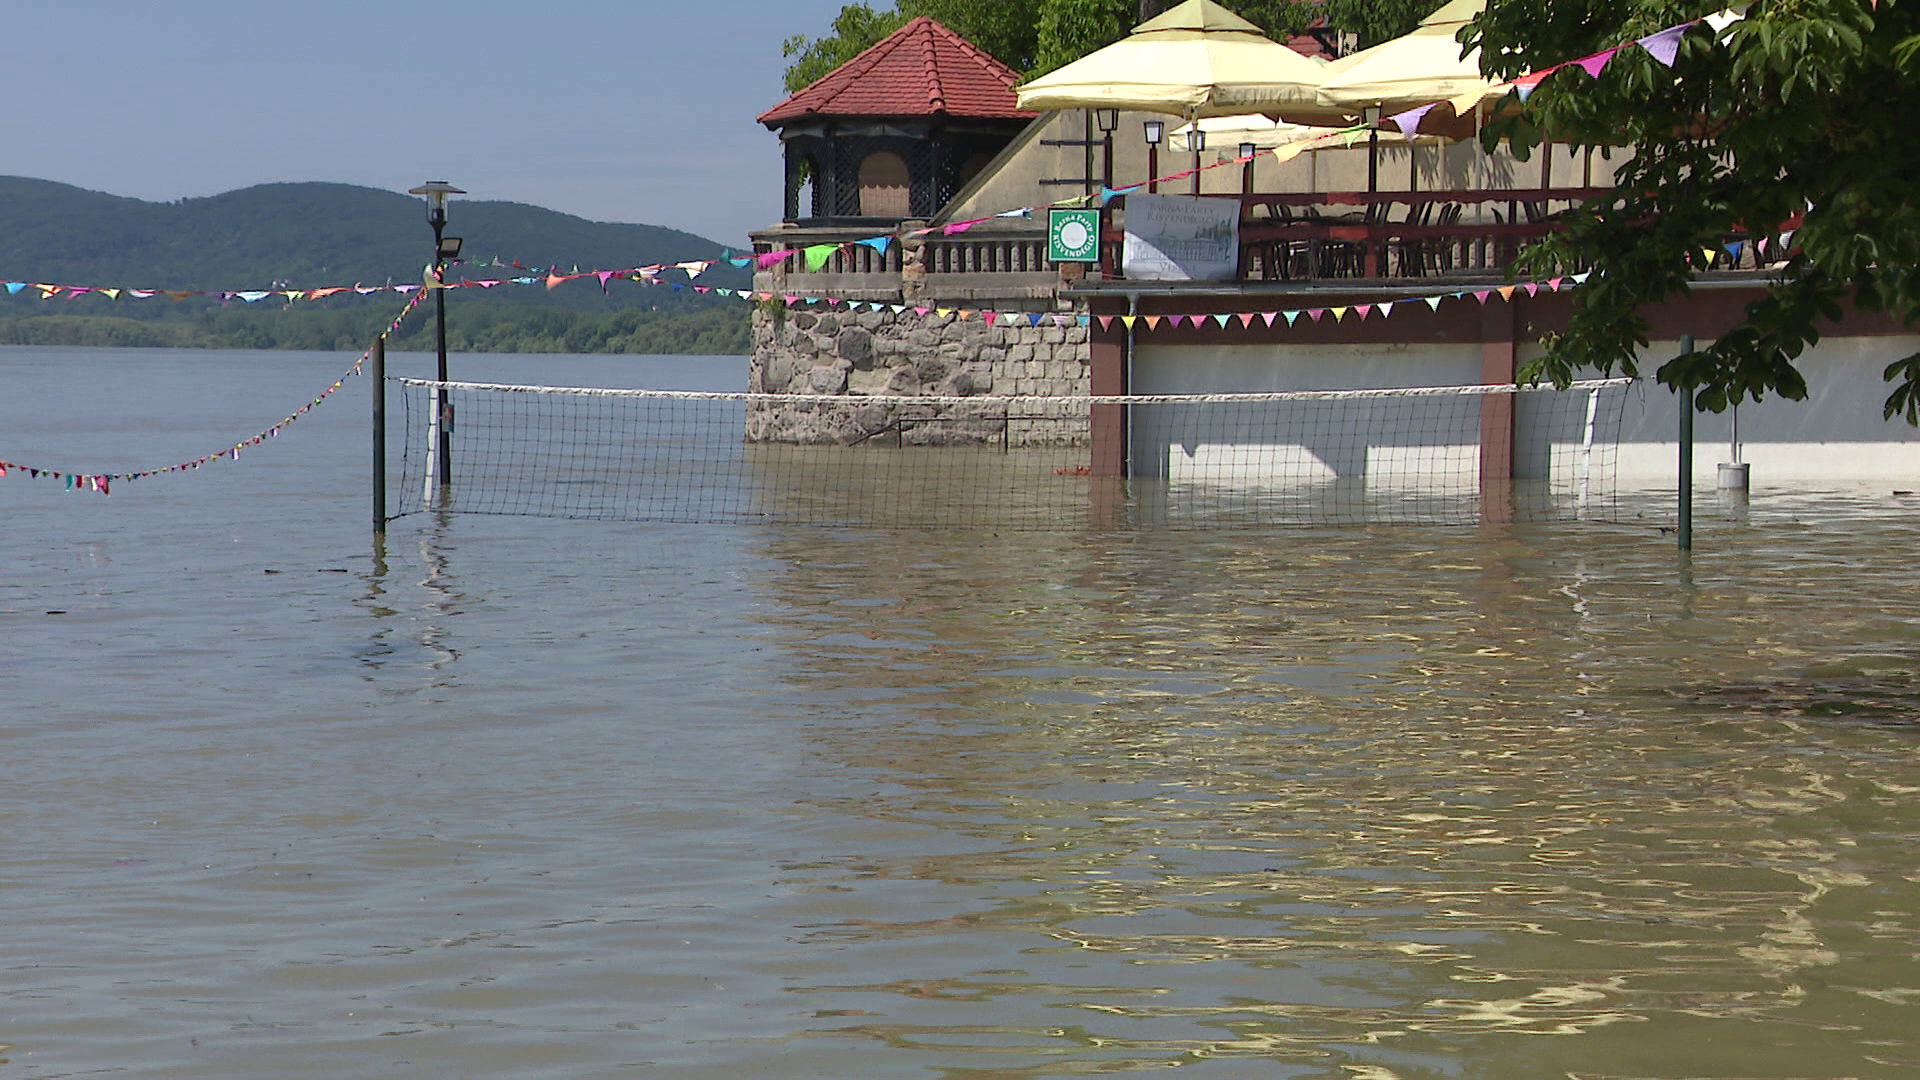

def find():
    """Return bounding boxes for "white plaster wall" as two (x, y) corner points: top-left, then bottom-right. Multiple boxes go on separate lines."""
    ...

(1525, 336), (1920, 484)
(1132, 335), (1920, 486)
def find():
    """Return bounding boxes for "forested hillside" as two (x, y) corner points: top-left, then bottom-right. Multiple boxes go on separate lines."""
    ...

(0, 177), (752, 354)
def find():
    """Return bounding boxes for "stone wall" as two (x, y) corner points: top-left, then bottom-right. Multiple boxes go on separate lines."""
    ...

(747, 304), (1092, 447)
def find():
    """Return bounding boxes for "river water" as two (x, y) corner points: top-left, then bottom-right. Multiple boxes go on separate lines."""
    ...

(3, 346), (1918, 1079)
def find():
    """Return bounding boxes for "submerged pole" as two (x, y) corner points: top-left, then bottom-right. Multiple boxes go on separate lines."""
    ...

(371, 336), (386, 541)
(1677, 335), (1694, 552)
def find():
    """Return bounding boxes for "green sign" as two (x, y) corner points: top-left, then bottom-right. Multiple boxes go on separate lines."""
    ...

(1048, 208), (1101, 263)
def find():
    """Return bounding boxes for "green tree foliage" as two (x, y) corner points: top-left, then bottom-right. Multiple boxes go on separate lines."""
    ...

(1467, 1), (1920, 420)
(780, 0), (1437, 87)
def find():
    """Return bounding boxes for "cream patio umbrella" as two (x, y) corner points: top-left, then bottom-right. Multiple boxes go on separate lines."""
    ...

(1315, 0), (1497, 127)
(1313, 0), (1498, 192)
(1014, 0), (1339, 120)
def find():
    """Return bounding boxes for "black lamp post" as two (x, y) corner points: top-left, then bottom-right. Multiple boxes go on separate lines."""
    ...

(408, 180), (464, 494)
(1095, 108), (1119, 190)
(1240, 141), (1258, 196)
(1190, 127), (1205, 195)
(1143, 120), (1163, 194)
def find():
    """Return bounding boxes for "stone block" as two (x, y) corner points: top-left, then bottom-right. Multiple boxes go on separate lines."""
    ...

(837, 326), (875, 369)
(813, 314), (840, 336)
(809, 364), (849, 394)
(791, 311), (817, 332)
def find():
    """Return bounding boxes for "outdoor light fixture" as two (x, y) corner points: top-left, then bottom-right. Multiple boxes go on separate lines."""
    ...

(1096, 109), (1120, 190)
(1144, 120), (1163, 193)
(1239, 142), (1257, 160)
(1191, 129), (1206, 152)
(1362, 105), (1383, 126)
(1240, 142), (1259, 196)
(408, 179), (465, 497)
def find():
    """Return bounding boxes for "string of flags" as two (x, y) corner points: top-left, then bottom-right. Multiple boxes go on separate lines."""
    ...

(0, 290), (428, 495)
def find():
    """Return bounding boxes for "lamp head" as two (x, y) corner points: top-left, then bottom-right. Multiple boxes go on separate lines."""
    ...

(1143, 120), (1163, 146)
(408, 180), (466, 225)
(1191, 129), (1206, 153)
(1095, 108), (1119, 134)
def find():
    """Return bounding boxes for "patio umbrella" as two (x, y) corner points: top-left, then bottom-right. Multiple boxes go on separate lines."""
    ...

(1313, 0), (1497, 191)
(1315, 0), (1496, 125)
(1014, 0), (1337, 120)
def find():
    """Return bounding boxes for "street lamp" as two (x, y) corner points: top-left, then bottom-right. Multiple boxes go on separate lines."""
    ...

(1190, 127), (1205, 195)
(1143, 120), (1163, 194)
(408, 180), (464, 496)
(1240, 141), (1258, 196)
(1095, 108), (1119, 190)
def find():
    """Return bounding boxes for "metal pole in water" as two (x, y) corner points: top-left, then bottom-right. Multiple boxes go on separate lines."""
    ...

(371, 336), (386, 540)
(1677, 335), (1694, 552)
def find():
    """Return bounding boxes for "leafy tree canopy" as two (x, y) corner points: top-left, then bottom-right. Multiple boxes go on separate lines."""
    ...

(781, 0), (1442, 91)
(1467, 0), (1920, 420)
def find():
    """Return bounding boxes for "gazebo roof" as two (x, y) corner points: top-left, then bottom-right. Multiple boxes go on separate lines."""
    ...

(758, 16), (1036, 127)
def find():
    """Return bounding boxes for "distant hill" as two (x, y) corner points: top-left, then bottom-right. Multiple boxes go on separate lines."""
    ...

(0, 177), (752, 353)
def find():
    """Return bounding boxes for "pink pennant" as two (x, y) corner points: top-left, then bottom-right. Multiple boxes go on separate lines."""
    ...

(1307, 309), (1326, 323)
(1260, 312), (1278, 327)
(1473, 290), (1493, 304)
(1574, 48), (1618, 78)
(1355, 303), (1374, 320)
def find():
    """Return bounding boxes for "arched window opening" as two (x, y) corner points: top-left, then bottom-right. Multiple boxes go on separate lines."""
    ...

(858, 151), (911, 218)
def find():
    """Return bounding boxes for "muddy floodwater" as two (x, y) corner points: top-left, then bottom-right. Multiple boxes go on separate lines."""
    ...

(3, 346), (1918, 1078)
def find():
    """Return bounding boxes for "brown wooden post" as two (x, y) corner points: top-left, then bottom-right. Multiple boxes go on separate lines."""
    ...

(1479, 299), (1517, 522)
(1089, 301), (1129, 478)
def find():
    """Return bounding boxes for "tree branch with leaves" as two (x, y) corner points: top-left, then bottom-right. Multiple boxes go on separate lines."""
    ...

(1467, 0), (1920, 421)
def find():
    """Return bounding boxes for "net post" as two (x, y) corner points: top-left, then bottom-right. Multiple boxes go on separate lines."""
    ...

(371, 336), (386, 541)
(1677, 335), (1694, 552)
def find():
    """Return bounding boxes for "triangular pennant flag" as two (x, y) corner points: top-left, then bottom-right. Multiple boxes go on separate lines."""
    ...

(803, 244), (837, 272)
(1098, 315), (1115, 330)
(1307, 309), (1326, 323)
(1523, 283), (1539, 297)
(1237, 312), (1258, 328)
(1425, 295), (1445, 310)
(1473, 290), (1493, 304)
(1330, 306), (1349, 322)
(855, 237), (891, 255)
(1377, 301), (1394, 319)
(1355, 304), (1374, 320)
(1497, 285), (1517, 300)
(1281, 311), (1299, 326)
(1143, 315), (1162, 329)
(1575, 48), (1618, 78)
(1028, 313), (1046, 327)
(983, 311), (998, 327)
(1120, 315), (1137, 329)
(1637, 24), (1688, 67)
(597, 270), (616, 293)
(1390, 103), (1437, 139)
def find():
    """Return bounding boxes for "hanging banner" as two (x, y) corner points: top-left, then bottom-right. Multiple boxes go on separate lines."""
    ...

(1121, 194), (1240, 282)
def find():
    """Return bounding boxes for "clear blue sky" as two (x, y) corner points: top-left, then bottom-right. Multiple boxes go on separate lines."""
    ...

(2, 1), (855, 247)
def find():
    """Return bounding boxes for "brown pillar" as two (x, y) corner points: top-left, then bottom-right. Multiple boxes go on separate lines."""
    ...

(1479, 300), (1517, 521)
(1089, 305), (1128, 478)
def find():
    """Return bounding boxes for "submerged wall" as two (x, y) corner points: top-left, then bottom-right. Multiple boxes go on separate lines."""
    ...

(747, 303), (1092, 446)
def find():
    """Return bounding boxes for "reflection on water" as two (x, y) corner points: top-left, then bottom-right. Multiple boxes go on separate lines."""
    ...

(4, 349), (1919, 1079)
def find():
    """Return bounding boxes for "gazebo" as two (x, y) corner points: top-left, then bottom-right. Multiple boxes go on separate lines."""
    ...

(758, 17), (1036, 225)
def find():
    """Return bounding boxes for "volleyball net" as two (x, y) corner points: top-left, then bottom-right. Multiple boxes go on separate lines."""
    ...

(388, 377), (1638, 529)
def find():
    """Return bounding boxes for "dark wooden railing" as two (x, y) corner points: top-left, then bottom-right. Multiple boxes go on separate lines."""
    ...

(750, 188), (1784, 295)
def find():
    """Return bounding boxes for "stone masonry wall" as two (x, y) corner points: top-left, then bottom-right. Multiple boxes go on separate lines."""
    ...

(746, 305), (1092, 447)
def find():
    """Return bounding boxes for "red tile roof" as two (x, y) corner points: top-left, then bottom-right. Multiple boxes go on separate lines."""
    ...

(758, 17), (1036, 127)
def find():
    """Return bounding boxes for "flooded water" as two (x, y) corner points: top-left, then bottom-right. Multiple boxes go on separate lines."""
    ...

(4, 346), (1919, 1079)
